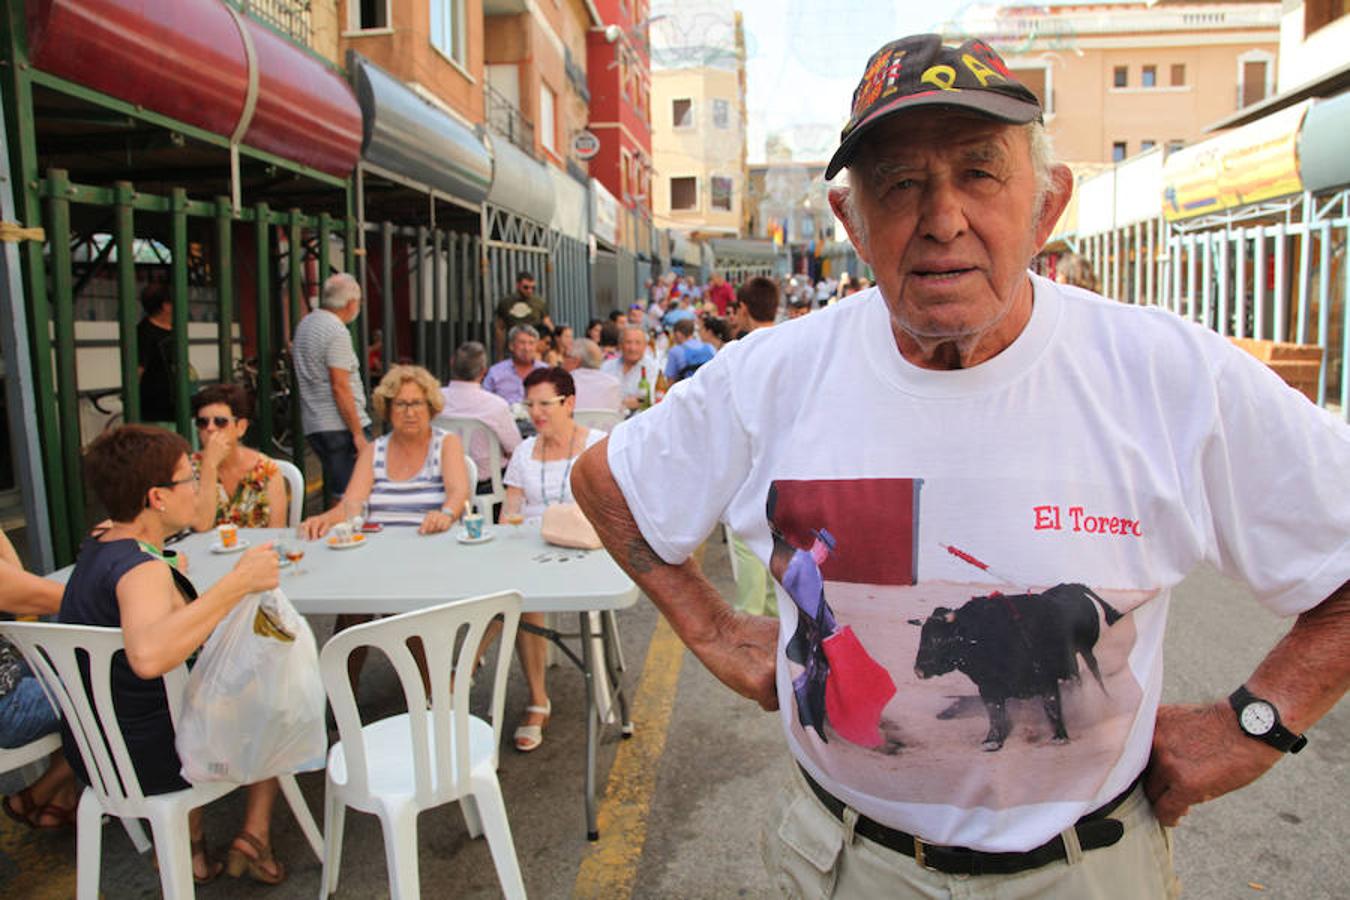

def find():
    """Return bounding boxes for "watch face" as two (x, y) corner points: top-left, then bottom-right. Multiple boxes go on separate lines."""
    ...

(1240, 701), (1277, 736)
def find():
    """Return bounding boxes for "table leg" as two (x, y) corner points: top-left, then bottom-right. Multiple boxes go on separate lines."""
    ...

(579, 612), (600, 841)
(600, 609), (633, 737)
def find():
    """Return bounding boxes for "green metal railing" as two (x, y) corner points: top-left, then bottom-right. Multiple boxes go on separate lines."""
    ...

(36, 169), (355, 559)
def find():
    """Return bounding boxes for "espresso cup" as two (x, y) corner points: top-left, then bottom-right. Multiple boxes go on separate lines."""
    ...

(463, 514), (484, 540)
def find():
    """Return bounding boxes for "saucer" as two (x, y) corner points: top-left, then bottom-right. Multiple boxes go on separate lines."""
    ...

(327, 533), (367, 550)
(456, 530), (494, 545)
(210, 538), (250, 554)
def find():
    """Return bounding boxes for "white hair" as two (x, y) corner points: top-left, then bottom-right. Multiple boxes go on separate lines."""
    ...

(838, 121), (1057, 243)
(320, 272), (361, 310)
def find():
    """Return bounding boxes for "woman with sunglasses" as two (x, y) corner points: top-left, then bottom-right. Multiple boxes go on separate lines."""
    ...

(61, 425), (286, 884)
(189, 383), (286, 531)
(500, 367), (604, 751)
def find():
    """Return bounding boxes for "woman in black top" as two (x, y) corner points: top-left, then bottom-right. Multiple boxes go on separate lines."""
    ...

(60, 425), (287, 884)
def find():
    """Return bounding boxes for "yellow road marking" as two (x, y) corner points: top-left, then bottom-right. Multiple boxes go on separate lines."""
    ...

(0, 814), (78, 900)
(572, 615), (685, 900)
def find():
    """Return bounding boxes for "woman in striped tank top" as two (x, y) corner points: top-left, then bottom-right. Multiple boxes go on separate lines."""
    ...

(300, 366), (470, 538)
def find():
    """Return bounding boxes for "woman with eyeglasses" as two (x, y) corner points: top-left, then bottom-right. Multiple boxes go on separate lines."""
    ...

(500, 367), (604, 751)
(300, 365), (469, 538)
(189, 383), (287, 531)
(61, 425), (286, 884)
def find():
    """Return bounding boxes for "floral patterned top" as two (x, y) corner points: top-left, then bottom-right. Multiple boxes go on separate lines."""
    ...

(190, 452), (280, 527)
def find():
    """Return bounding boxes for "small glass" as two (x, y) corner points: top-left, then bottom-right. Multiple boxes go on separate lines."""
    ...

(504, 511), (525, 537)
(277, 540), (305, 574)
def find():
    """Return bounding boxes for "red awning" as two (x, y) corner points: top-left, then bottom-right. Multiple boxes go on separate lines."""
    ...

(27, 0), (361, 178)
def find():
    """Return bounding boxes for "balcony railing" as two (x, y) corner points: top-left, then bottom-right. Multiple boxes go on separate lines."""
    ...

(231, 0), (312, 47)
(485, 83), (535, 158)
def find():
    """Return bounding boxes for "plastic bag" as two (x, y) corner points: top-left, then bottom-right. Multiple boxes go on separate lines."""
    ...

(175, 588), (327, 784)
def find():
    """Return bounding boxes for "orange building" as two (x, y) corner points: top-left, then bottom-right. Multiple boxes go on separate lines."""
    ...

(949, 1), (1281, 164)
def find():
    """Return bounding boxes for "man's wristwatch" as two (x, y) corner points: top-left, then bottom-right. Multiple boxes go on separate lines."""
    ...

(1228, 686), (1307, 753)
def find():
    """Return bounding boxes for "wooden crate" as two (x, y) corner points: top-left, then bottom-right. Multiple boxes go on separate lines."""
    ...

(1229, 338), (1323, 402)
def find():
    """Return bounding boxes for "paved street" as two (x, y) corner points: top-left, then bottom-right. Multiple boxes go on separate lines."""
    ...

(2, 537), (1346, 898)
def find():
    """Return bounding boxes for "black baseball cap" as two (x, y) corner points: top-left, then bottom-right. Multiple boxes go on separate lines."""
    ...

(824, 34), (1042, 180)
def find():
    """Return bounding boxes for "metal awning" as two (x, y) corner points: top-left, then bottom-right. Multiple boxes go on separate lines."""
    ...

(484, 132), (556, 225)
(351, 54), (492, 206)
(26, 0), (361, 178)
(1300, 91), (1350, 193)
(709, 238), (781, 264)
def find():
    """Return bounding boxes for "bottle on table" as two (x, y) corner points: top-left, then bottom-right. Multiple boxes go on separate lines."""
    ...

(636, 365), (651, 411)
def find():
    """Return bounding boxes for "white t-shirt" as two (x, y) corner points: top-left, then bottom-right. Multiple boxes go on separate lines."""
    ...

(607, 274), (1350, 852)
(504, 428), (606, 520)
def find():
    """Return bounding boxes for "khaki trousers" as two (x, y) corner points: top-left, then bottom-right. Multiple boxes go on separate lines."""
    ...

(761, 763), (1180, 899)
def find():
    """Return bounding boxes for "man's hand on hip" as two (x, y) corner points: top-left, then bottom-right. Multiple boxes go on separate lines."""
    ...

(352, 431), (368, 456)
(1145, 701), (1279, 826)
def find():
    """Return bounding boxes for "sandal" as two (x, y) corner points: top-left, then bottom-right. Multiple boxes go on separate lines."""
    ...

(226, 831), (287, 885)
(513, 700), (551, 753)
(30, 801), (78, 831)
(2, 787), (38, 828)
(191, 835), (224, 885)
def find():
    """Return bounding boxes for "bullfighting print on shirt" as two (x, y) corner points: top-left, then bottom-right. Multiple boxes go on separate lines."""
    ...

(767, 477), (1154, 811)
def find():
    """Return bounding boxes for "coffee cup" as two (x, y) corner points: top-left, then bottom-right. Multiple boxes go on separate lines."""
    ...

(463, 513), (484, 540)
(332, 522), (353, 544)
(217, 523), (238, 549)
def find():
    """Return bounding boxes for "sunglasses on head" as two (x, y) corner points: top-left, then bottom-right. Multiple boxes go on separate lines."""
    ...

(195, 416), (235, 429)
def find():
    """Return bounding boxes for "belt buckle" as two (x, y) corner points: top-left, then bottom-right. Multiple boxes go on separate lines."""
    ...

(913, 837), (930, 870)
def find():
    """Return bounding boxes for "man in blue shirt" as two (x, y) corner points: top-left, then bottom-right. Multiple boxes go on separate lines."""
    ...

(664, 318), (715, 383)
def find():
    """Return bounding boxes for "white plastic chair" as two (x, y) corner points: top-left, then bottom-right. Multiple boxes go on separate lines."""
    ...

(573, 408), (622, 433)
(434, 416), (505, 520)
(274, 458), (306, 528)
(0, 730), (60, 778)
(319, 591), (526, 900)
(462, 455), (478, 506)
(0, 621), (323, 900)
(724, 523), (741, 586)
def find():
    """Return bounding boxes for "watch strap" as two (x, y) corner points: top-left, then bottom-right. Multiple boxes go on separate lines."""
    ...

(1228, 686), (1307, 754)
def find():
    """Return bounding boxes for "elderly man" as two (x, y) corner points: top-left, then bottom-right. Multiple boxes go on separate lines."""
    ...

(293, 272), (371, 500)
(574, 34), (1349, 898)
(564, 338), (624, 413)
(600, 324), (657, 413)
(482, 325), (546, 405)
(707, 272), (736, 317)
(441, 341), (522, 491)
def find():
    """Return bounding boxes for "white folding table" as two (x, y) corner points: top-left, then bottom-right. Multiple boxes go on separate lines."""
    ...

(56, 524), (639, 839)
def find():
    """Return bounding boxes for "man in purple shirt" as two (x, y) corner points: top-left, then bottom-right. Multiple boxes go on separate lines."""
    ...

(441, 341), (523, 488)
(482, 325), (547, 405)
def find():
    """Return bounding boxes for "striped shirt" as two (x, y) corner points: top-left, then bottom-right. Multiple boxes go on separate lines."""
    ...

(292, 307), (371, 435)
(367, 428), (448, 526)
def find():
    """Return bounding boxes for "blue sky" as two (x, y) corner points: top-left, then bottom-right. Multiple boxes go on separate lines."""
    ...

(735, 0), (975, 163)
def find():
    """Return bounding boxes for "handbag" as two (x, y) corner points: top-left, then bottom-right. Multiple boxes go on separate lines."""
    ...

(541, 502), (602, 550)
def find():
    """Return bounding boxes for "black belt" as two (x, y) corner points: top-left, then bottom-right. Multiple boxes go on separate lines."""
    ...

(798, 765), (1136, 877)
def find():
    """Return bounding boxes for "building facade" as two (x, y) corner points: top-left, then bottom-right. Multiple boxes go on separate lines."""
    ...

(948, 1), (1281, 164)
(649, 2), (747, 236)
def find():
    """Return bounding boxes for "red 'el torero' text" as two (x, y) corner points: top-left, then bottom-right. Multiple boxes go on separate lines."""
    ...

(1033, 505), (1143, 537)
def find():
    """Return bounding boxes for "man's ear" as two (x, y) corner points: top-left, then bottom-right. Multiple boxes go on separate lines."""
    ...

(1033, 164), (1074, 249)
(828, 186), (872, 267)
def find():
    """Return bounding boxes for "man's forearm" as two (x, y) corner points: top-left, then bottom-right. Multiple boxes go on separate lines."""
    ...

(1246, 580), (1350, 733)
(572, 441), (778, 708)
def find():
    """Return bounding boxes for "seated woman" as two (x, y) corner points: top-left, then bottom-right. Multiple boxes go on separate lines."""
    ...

(0, 529), (80, 830)
(189, 383), (286, 531)
(500, 367), (604, 752)
(299, 365), (471, 691)
(59, 425), (285, 884)
(300, 364), (469, 538)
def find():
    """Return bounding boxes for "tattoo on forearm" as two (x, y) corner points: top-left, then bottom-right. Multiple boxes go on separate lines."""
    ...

(625, 535), (661, 575)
